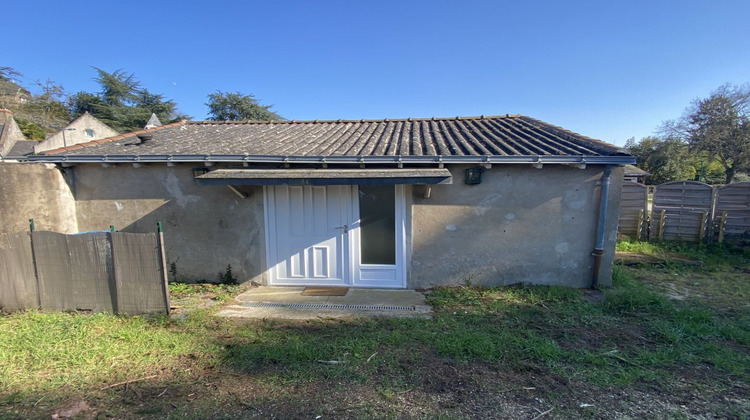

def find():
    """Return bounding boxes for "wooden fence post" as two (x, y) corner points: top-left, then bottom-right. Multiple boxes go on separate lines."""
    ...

(637, 209), (645, 240)
(156, 222), (171, 314)
(698, 211), (707, 244)
(717, 212), (727, 243)
(658, 210), (666, 241)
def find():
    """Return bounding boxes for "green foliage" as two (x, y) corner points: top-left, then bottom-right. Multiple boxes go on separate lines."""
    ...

(687, 86), (750, 183)
(67, 91), (103, 117)
(0, 311), (202, 395)
(617, 240), (749, 270)
(662, 84), (750, 184)
(14, 118), (46, 140)
(168, 281), (241, 303)
(625, 136), (698, 184)
(205, 90), (284, 121)
(217, 264), (238, 285)
(67, 67), (186, 133)
(0, 68), (70, 131)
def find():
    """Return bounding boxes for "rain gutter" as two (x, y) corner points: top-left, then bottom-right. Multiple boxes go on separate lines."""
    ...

(26, 154), (636, 165)
(592, 165), (614, 289)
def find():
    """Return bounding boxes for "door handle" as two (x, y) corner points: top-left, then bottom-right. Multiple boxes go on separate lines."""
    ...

(335, 225), (348, 233)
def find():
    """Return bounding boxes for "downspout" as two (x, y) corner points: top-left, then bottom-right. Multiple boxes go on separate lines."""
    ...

(592, 165), (613, 289)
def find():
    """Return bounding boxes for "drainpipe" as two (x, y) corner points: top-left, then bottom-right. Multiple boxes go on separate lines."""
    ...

(592, 165), (613, 289)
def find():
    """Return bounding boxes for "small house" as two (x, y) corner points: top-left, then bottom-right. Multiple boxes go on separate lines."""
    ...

(13, 114), (634, 288)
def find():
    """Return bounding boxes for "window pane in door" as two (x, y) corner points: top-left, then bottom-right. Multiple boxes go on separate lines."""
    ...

(359, 185), (395, 265)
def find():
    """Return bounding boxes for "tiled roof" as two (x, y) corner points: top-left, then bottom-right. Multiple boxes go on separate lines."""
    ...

(31, 115), (633, 165)
(6, 140), (37, 157)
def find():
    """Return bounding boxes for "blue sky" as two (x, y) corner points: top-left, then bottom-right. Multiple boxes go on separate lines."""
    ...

(6, 0), (750, 146)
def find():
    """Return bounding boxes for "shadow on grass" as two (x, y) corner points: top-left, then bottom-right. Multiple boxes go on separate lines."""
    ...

(2, 271), (749, 419)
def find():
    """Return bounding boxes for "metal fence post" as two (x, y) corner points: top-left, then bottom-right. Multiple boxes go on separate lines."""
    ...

(108, 228), (120, 314)
(27, 219), (42, 308)
(156, 222), (171, 314)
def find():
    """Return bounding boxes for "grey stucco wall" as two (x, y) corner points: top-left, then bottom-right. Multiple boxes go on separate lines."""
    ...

(72, 164), (266, 284)
(6, 161), (623, 289)
(34, 113), (120, 153)
(408, 164), (624, 289)
(0, 163), (78, 234)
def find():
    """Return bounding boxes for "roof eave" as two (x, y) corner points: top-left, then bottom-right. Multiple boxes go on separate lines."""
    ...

(26, 154), (636, 165)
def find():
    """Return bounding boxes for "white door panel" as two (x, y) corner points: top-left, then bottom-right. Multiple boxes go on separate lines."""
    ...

(265, 184), (405, 288)
(266, 185), (348, 285)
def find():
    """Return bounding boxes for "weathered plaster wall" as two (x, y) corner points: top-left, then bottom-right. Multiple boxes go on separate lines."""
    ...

(0, 109), (27, 156)
(409, 165), (624, 289)
(34, 113), (119, 153)
(72, 164), (266, 284)
(0, 163), (78, 234)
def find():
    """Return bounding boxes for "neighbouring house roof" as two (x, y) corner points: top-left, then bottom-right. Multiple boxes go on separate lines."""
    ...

(624, 164), (650, 176)
(28, 114), (635, 166)
(6, 140), (38, 157)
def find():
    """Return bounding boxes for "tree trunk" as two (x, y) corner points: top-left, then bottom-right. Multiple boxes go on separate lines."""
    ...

(725, 166), (735, 184)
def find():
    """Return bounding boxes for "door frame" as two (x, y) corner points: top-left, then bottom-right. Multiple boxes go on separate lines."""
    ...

(348, 184), (407, 288)
(263, 184), (406, 288)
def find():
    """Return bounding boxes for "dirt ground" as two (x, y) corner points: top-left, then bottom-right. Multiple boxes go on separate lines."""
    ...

(44, 347), (748, 420)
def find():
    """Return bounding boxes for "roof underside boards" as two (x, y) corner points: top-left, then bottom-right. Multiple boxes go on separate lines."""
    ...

(194, 168), (453, 186)
(28, 115), (635, 165)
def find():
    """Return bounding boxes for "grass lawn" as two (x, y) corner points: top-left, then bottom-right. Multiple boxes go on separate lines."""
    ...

(1, 242), (748, 419)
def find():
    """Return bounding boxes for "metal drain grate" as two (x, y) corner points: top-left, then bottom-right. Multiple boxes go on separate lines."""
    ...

(241, 301), (415, 311)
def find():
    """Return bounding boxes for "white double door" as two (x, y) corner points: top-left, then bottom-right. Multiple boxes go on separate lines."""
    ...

(265, 185), (405, 288)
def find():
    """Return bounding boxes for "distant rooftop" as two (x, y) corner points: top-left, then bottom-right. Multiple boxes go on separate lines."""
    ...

(6, 140), (37, 157)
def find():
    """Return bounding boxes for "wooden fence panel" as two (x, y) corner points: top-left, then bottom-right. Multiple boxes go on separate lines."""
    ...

(618, 182), (648, 240)
(714, 182), (750, 243)
(650, 181), (713, 242)
(0, 233), (38, 311)
(0, 230), (168, 315)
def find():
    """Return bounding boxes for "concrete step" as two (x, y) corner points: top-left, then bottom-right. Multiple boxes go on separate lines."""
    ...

(215, 286), (432, 319)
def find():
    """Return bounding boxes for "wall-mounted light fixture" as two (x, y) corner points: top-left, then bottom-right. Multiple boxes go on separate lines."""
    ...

(464, 167), (484, 185)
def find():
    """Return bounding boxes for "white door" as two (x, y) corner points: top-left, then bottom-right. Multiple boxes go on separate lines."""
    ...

(265, 185), (350, 286)
(265, 184), (405, 288)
